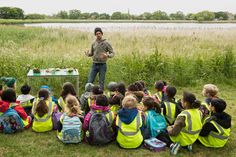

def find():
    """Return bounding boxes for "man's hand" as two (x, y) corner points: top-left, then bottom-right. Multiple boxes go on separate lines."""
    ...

(100, 52), (108, 60)
(84, 50), (90, 56)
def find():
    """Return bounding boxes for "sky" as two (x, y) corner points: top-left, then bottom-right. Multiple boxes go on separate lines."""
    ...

(0, 0), (236, 15)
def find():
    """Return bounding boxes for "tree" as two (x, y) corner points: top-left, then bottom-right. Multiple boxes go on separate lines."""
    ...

(0, 7), (24, 19)
(25, 14), (45, 19)
(152, 10), (169, 20)
(89, 12), (99, 19)
(80, 12), (90, 19)
(140, 12), (153, 20)
(120, 13), (129, 19)
(195, 11), (215, 21)
(111, 12), (122, 19)
(56, 11), (68, 19)
(99, 13), (110, 19)
(214, 12), (228, 20)
(169, 11), (185, 20)
(186, 13), (196, 20)
(69, 9), (81, 19)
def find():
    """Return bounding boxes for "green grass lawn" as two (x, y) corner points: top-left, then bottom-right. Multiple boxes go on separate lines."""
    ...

(0, 85), (235, 157)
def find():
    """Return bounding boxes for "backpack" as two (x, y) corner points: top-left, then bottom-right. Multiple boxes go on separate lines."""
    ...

(52, 112), (63, 130)
(0, 108), (24, 134)
(87, 111), (114, 145)
(147, 110), (167, 137)
(61, 114), (82, 144)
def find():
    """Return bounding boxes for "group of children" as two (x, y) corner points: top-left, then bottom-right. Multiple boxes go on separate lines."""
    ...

(0, 78), (231, 155)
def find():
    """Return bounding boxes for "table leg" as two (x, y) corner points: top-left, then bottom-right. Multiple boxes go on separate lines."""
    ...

(76, 76), (79, 96)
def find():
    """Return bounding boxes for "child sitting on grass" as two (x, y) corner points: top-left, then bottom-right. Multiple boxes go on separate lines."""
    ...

(198, 98), (231, 148)
(0, 88), (31, 128)
(168, 91), (202, 155)
(161, 86), (183, 125)
(153, 80), (165, 105)
(32, 88), (56, 132)
(200, 84), (219, 118)
(58, 82), (77, 112)
(57, 94), (83, 143)
(126, 83), (145, 110)
(142, 96), (167, 139)
(139, 80), (151, 96)
(17, 84), (35, 115)
(83, 94), (115, 145)
(107, 81), (117, 98)
(108, 82), (125, 114)
(80, 83), (94, 113)
(85, 85), (103, 114)
(1, 77), (17, 89)
(116, 95), (144, 149)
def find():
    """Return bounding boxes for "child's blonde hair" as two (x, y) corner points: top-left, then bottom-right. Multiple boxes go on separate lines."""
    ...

(122, 95), (137, 109)
(65, 94), (81, 115)
(202, 84), (219, 97)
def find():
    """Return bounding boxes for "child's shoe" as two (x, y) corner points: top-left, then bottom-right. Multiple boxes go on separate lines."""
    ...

(187, 144), (192, 152)
(170, 142), (180, 155)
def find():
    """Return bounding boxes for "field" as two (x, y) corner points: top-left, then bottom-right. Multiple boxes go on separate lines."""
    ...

(0, 24), (236, 156)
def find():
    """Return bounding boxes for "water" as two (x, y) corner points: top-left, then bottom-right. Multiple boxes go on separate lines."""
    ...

(24, 22), (236, 32)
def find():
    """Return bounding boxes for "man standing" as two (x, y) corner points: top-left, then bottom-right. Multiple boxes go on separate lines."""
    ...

(85, 27), (115, 90)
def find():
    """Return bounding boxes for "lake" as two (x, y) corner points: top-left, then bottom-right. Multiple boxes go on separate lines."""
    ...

(24, 22), (236, 32)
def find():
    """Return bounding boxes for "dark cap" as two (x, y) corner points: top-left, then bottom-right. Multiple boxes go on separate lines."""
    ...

(94, 27), (103, 35)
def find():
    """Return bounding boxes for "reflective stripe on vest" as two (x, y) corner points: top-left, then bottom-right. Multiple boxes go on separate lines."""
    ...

(202, 102), (210, 111)
(58, 97), (65, 110)
(181, 111), (201, 135)
(164, 101), (176, 124)
(20, 100), (32, 107)
(155, 92), (162, 102)
(10, 103), (18, 108)
(118, 112), (141, 136)
(34, 101), (53, 122)
(205, 118), (229, 140)
(108, 111), (112, 123)
(88, 98), (95, 107)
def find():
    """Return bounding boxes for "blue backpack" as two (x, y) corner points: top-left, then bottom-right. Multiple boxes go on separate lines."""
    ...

(0, 108), (24, 134)
(61, 114), (82, 144)
(146, 110), (167, 137)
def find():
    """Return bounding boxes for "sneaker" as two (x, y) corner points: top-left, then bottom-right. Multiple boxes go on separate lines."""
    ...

(187, 144), (193, 152)
(170, 142), (181, 155)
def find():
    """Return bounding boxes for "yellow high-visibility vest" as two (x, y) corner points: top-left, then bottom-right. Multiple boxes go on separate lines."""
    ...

(198, 117), (230, 148)
(116, 111), (143, 148)
(170, 109), (202, 146)
(163, 101), (176, 125)
(32, 99), (54, 132)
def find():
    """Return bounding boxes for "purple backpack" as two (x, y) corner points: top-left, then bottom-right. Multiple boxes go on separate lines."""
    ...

(52, 112), (63, 130)
(87, 111), (114, 145)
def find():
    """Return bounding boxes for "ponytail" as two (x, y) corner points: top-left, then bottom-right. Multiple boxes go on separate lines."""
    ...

(36, 100), (49, 117)
(65, 94), (81, 115)
(183, 91), (201, 109)
(192, 99), (201, 109)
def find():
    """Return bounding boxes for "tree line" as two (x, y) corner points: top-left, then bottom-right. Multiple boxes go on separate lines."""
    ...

(1, 7), (236, 21)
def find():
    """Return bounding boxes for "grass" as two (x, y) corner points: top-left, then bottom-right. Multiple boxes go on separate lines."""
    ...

(0, 25), (236, 95)
(0, 24), (236, 156)
(0, 85), (235, 157)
